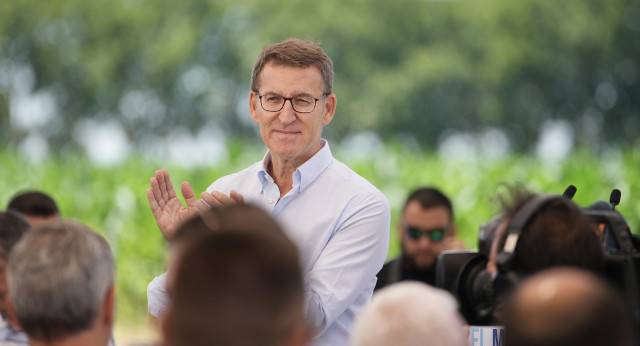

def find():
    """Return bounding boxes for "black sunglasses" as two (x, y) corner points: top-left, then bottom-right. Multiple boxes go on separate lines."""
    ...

(406, 227), (446, 242)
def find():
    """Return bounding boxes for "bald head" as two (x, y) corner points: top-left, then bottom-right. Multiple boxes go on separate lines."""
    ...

(505, 267), (635, 346)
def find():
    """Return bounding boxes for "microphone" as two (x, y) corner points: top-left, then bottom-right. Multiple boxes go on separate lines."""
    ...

(562, 185), (577, 200)
(609, 189), (621, 211)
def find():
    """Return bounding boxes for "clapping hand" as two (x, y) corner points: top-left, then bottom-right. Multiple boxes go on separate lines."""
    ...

(146, 169), (245, 240)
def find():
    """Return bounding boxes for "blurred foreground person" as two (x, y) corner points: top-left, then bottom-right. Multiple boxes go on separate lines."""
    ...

(7, 221), (115, 346)
(352, 281), (467, 346)
(376, 187), (464, 290)
(161, 205), (310, 346)
(7, 191), (60, 229)
(0, 210), (32, 345)
(504, 267), (636, 346)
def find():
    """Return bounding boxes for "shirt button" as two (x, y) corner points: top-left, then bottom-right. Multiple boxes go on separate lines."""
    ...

(268, 199), (274, 204)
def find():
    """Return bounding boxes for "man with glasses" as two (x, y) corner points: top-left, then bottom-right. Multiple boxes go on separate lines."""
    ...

(146, 38), (390, 346)
(375, 187), (465, 290)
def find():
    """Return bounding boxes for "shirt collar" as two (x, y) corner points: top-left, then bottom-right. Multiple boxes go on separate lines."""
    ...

(297, 139), (332, 191)
(257, 139), (333, 192)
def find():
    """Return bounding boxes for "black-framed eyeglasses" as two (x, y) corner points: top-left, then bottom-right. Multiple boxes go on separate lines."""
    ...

(257, 93), (327, 113)
(405, 226), (447, 242)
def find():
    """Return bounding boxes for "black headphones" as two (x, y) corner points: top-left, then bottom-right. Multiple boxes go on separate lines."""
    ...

(492, 194), (565, 298)
(452, 194), (568, 325)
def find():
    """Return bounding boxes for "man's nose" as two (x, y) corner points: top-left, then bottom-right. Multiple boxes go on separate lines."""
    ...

(278, 99), (297, 123)
(417, 236), (432, 246)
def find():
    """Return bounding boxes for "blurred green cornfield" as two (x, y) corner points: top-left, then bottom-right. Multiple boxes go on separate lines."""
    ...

(1, 142), (638, 326)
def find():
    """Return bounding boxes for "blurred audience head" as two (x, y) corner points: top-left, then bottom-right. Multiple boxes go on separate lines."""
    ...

(504, 267), (636, 346)
(7, 220), (115, 345)
(399, 187), (462, 270)
(163, 204), (309, 346)
(7, 190), (60, 228)
(0, 210), (31, 319)
(353, 281), (468, 346)
(486, 186), (604, 277)
(0, 210), (31, 255)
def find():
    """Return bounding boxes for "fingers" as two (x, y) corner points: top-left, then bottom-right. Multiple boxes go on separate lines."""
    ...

(230, 190), (245, 204)
(149, 177), (165, 209)
(200, 191), (219, 208)
(155, 170), (168, 202)
(162, 169), (178, 199)
(181, 181), (197, 209)
(211, 191), (237, 205)
(155, 169), (177, 202)
(196, 200), (211, 214)
(200, 190), (243, 208)
(146, 188), (162, 219)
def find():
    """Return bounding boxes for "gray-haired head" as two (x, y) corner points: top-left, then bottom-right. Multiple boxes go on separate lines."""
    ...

(7, 220), (115, 342)
(352, 282), (468, 346)
(251, 38), (334, 95)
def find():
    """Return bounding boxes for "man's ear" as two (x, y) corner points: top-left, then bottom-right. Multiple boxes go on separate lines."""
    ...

(321, 93), (337, 126)
(101, 284), (116, 328)
(6, 294), (24, 331)
(249, 91), (260, 124)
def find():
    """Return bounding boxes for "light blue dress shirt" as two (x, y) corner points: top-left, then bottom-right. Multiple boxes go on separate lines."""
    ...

(0, 315), (28, 346)
(148, 139), (390, 346)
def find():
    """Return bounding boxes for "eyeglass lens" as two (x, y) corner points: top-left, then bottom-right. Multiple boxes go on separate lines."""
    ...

(260, 95), (318, 113)
(406, 227), (445, 242)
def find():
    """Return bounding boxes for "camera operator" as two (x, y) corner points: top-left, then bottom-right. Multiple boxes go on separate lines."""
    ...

(486, 188), (604, 277)
(484, 187), (605, 323)
(438, 185), (640, 345)
(375, 187), (465, 290)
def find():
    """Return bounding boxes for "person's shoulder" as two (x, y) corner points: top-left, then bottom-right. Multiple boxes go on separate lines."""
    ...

(319, 158), (390, 217)
(378, 258), (399, 275)
(375, 258), (401, 291)
(325, 158), (384, 195)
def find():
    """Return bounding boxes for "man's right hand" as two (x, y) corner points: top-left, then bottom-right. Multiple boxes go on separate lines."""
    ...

(146, 169), (199, 240)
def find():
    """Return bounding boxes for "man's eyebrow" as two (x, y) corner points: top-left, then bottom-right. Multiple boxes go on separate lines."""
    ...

(259, 90), (315, 98)
(293, 92), (314, 98)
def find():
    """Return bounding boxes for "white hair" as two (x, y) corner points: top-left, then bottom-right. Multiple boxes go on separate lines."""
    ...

(7, 221), (115, 341)
(352, 281), (468, 346)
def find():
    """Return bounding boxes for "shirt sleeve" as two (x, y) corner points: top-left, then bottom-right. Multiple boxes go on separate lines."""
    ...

(303, 191), (390, 336)
(147, 272), (169, 319)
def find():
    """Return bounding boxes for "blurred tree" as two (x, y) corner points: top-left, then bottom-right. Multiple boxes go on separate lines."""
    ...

(0, 0), (638, 155)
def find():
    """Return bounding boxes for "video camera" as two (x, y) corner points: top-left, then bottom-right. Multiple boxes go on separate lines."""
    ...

(435, 186), (640, 330)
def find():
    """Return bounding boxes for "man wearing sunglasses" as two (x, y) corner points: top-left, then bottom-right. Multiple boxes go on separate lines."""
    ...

(375, 187), (465, 290)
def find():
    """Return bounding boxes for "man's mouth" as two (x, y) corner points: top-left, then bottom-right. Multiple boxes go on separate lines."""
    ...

(274, 130), (300, 136)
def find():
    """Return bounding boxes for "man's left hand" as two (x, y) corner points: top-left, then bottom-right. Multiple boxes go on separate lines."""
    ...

(200, 189), (245, 208)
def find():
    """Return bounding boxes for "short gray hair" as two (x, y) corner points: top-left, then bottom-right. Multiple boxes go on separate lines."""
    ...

(7, 220), (115, 342)
(352, 282), (468, 346)
(251, 38), (334, 95)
